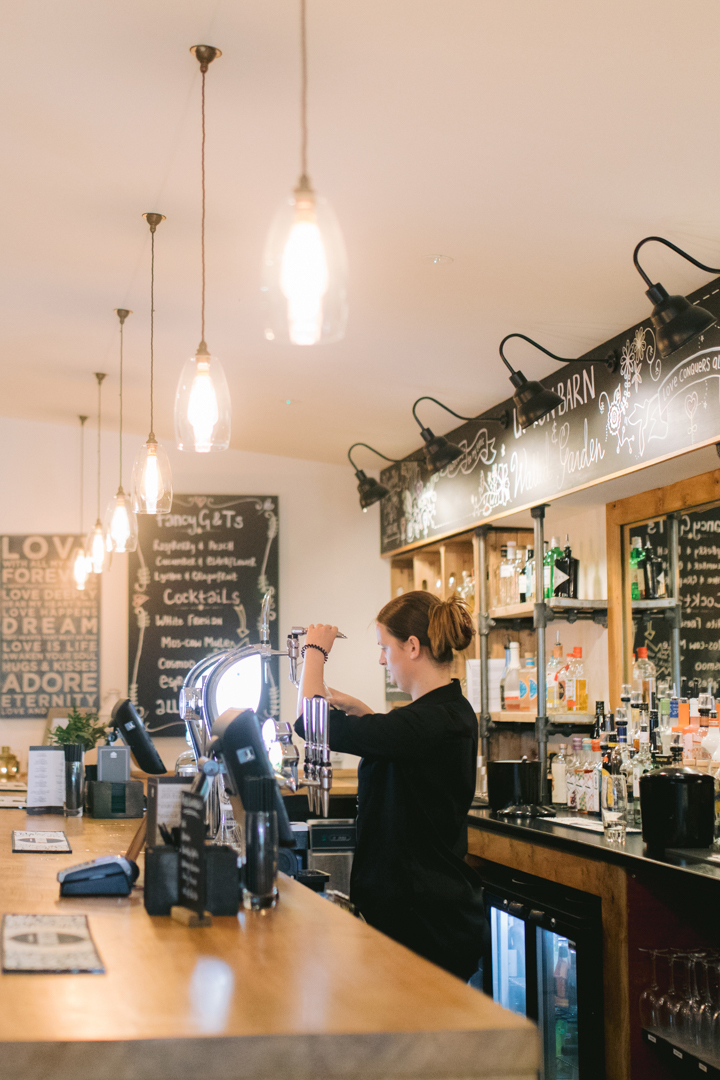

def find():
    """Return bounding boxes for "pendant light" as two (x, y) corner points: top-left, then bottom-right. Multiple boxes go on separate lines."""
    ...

(262, 0), (348, 345)
(412, 396), (510, 474)
(105, 309), (138, 552)
(348, 443), (399, 511)
(175, 45), (231, 453)
(499, 334), (618, 430)
(73, 415), (90, 591)
(633, 236), (720, 358)
(86, 372), (108, 574)
(131, 213), (173, 515)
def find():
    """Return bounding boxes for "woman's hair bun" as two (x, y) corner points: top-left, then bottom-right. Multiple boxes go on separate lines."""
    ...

(376, 590), (475, 665)
(427, 594), (475, 662)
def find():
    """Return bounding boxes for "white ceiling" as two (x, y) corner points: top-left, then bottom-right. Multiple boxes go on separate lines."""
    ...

(3, 0), (720, 466)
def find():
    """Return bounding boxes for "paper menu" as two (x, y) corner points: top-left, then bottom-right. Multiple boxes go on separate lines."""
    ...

(1, 914), (103, 973)
(26, 746), (65, 811)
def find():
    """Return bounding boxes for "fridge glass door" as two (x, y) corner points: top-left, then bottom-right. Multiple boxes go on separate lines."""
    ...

(536, 926), (579, 1080)
(490, 905), (526, 1016)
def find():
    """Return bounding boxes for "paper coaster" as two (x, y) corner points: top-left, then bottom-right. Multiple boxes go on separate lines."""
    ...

(11, 830), (71, 853)
(1, 914), (104, 974)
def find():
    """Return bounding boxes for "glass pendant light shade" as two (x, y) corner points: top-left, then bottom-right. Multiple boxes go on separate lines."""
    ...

(86, 519), (109, 574)
(104, 486), (138, 553)
(262, 179), (348, 345)
(175, 346), (231, 452)
(131, 438), (173, 515)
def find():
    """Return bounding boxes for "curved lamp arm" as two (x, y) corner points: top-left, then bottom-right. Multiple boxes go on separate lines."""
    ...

(347, 442), (400, 473)
(499, 333), (618, 375)
(412, 395), (509, 430)
(633, 236), (720, 289)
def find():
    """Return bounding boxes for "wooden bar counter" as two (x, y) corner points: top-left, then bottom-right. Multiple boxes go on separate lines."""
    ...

(0, 810), (535, 1080)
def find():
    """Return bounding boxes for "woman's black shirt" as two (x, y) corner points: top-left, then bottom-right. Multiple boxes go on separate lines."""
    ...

(294, 680), (488, 979)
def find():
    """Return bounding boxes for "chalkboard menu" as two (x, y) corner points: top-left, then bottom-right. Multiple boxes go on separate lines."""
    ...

(632, 507), (720, 691)
(128, 495), (279, 738)
(0, 535), (100, 718)
(380, 278), (720, 555)
(179, 790), (207, 914)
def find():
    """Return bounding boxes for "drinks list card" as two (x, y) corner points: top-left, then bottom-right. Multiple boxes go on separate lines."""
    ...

(26, 746), (65, 814)
(12, 830), (71, 852)
(1, 914), (103, 973)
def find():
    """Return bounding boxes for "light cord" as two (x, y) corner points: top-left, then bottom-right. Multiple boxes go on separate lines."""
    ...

(119, 319), (124, 487)
(347, 442), (400, 471)
(200, 66), (206, 345)
(79, 416), (86, 535)
(150, 228), (155, 437)
(97, 377), (101, 518)
(300, 0), (308, 178)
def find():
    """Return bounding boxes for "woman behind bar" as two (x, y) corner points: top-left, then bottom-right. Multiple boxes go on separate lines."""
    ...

(295, 591), (489, 981)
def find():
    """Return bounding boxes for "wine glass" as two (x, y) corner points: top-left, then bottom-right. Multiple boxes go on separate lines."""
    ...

(657, 951), (684, 1037)
(639, 948), (662, 1029)
(677, 953), (701, 1047)
(696, 955), (719, 1053)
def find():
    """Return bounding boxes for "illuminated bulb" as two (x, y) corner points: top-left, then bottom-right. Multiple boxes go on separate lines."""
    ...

(86, 521), (106, 574)
(73, 548), (88, 591)
(131, 437), (173, 514)
(262, 180), (348, 346)
(175, 348), (231, 453)
(280, 194), (328, 345)
(188, 361), (218, 450)
(105, 487), (137, 554)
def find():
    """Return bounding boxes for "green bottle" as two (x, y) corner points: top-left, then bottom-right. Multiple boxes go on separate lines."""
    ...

(629, 537), (646, 601)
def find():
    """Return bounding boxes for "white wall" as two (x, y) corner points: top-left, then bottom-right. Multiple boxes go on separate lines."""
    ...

(0, 417), (389, 770)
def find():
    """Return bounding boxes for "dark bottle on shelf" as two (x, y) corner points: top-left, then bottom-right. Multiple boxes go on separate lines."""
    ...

(653, 552), (667, 598)
(642, 538), (657, 599)
(553, 534), (580, 599)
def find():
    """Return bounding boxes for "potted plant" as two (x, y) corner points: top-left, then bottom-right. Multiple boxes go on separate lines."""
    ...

(48, 707), (108, 781)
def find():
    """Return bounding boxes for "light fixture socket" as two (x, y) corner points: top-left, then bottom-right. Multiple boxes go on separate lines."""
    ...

(115, 308), (132, 325)
(419, 426), (464, 473)
(191, 44), (222, 72)
(143, 212), (166, 233)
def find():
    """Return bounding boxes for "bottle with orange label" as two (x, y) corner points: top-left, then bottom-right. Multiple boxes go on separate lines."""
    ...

(572, 646), (588, 713)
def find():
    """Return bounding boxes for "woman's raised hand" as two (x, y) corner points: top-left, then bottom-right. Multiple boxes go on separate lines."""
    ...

(305, 623), (339, 655)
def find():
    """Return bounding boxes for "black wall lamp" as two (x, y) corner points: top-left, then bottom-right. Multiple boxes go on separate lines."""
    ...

(348, 443), (400, 511)
(412, 396), (509, 474)
(634, 236), (720, 358)
(500, 333), (619, 430)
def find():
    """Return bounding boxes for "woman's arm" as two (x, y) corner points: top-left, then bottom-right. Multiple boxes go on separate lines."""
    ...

(296, 623), (338, 715)
(326, 687), (373, 716)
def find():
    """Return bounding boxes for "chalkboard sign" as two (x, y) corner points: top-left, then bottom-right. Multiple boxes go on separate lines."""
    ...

(632, 507), (720, 691)
(380, 278), (720, 555)
(178, 790), (207, 914)
(0, 535), (100, 718)
(128, 496), (279, 738)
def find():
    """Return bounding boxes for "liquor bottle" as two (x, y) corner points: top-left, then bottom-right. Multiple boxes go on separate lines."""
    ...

(518, 548), (529, 603)
(653, 552), (667, 598)
(499, 543), (518, 606)
(632, 646), (657, 707)
(629, 537), (646, 600)
(499, 644), (510, 709)
(571, 647), (588, 712)
(594, 701), (605, 738)
(518, 654), (537, 712)
(503, 642), (522, 710)
(554, 534), (579, 599)
(546, 633), (565, 713)
(610, 723), (628, 775)
(642, 538), (657, 599)
(632, 719), (653, 826)
(552, 744), (568, 805)
(546, 536), (566, 598)
(543, 540), (553, 598)
(564, 654), (577, 711)
(576, 738), (593, 812)
(525, 547), (536, 601)
(619, 737), (635, 817)
(591, 738), (603, 813)
(566, 737), (583, 810)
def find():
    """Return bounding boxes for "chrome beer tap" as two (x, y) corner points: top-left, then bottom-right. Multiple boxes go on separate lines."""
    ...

(299, 696), (332, 816)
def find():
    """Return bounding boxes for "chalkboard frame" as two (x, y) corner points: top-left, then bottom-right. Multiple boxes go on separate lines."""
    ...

(127, 495), (279, 738)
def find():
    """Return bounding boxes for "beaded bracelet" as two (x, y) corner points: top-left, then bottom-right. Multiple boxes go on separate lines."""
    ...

(301, 643), (328, 662)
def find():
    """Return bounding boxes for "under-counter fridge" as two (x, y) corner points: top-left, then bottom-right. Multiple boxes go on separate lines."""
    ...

(482, 861), (604, 1080)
